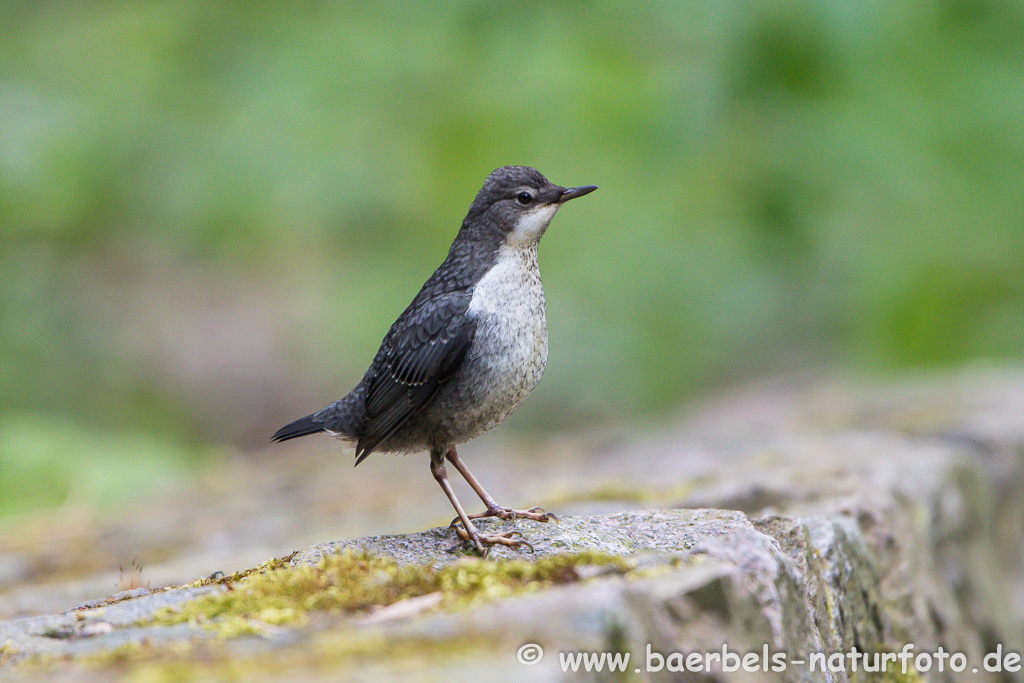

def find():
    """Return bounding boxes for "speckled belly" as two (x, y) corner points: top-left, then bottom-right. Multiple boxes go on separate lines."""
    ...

(457, 306), (548, 438)
(426, 244), (548, 444)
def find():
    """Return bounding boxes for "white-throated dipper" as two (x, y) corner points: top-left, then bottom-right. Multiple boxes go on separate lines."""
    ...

(272, 166), (597, 554)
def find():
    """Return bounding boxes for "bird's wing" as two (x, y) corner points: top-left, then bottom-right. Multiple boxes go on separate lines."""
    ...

(355, 290), (475, 463)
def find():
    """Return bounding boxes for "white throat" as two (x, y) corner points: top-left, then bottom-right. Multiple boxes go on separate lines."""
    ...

(507, 204), (559, 246)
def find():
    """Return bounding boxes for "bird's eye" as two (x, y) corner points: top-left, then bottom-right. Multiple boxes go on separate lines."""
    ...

(515, 191), (534, 206)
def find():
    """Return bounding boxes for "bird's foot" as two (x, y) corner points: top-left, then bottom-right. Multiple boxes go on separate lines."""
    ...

(451, 523), (534, 557)
(451, 505), (558, 527)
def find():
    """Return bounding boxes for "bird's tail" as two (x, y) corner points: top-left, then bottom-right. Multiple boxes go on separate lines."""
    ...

(271, 413), (325, 442)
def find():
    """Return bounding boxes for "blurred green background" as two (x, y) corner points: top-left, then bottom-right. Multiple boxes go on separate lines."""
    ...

(2, 0), (1022, 518)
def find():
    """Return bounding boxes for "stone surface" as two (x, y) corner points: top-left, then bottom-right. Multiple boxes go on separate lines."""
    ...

(1, 368), (1024, 681)
(0, 585), (222, 661)
(292, 508), (750, 566)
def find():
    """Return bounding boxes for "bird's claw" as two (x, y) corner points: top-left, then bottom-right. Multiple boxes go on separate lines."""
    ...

(452, 505), (558, 526)
(527, 506), (559, 522)
(451, 524), (535, 556)
(448, 502), (554, 555)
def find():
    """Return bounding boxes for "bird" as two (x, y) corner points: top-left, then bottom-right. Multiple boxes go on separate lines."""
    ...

(272, 166), (597, 554)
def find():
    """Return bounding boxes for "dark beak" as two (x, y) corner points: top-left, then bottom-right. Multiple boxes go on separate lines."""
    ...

(557, 185), (599, 203)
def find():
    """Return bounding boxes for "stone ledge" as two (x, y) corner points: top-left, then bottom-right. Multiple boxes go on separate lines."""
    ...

(2, 371), (1023, 682)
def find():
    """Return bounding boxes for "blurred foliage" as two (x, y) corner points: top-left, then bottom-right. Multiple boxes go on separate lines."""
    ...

(0, 413), (194, 517)
(1, 1), (1023, 513)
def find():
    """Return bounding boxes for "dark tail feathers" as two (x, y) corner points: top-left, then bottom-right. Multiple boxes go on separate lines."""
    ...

(271, 413), (325, 442)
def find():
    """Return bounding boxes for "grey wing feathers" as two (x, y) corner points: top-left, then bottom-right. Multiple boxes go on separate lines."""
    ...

(355, 291), (475, 464)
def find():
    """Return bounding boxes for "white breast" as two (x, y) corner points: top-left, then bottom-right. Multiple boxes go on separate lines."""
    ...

(458, 243), (548, 436)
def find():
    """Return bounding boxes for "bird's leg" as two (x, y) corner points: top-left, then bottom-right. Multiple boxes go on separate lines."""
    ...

(444, 446), (557, 524)
(429, 448), (532, 556)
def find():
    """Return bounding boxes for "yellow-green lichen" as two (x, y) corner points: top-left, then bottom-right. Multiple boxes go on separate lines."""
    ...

(150, 549), (631, 636)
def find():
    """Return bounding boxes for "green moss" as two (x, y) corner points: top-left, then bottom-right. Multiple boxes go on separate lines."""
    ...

(14, 551), (640, 678)
(882, 666), (924, 683)
(150, 549), (631, 635)
(180, 552), (298, 589)
(68, 631), (496, 683)
(0, 640), (17, 665)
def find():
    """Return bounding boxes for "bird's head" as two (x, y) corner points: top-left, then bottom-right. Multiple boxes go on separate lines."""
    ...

(465, 166), (598, 247)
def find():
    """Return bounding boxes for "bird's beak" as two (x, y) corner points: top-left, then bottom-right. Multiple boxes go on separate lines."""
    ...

(557, 185), (598, 203)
